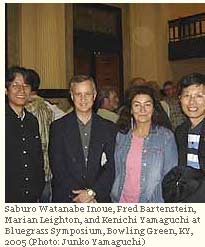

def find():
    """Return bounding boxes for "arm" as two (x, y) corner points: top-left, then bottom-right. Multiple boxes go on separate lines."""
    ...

(150, 130), (178, 202)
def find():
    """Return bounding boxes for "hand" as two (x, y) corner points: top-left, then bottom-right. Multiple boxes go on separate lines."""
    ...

(72, 189), (96, 203)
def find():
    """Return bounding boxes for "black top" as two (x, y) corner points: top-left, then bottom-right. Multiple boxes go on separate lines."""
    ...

(175, 118), (205, 170)
(5, 104), (45, 202)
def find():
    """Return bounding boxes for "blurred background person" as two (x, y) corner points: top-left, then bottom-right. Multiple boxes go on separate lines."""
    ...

(162, 80), (177, 97)
(5, 66), (45, 202)
(162, 80), (187, 130)
(111, 85), (177, 203)
(96, 86), (119, 123)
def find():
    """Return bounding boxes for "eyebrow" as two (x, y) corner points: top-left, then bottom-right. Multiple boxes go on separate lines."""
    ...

(133, 100), (153, 104)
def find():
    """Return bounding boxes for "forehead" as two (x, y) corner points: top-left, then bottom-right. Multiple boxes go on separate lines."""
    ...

(12, 73), (24, 82)
(182, 84), (205, 93)
(72, 80), (94, 92)
(132, 93), (153, 102)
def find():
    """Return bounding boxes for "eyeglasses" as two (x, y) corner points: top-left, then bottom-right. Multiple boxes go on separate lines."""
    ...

(180, 93), (205, 101)
(10, 82), (31, 91)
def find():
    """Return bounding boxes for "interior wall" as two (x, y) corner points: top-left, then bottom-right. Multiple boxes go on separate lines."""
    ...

(167, 3), (205, 81)
(6, 3), (20, 67)
(20, 3), (67, 89)
(7, 3), (71, 89)
(129, 3), (205, 86)
(7, 3), (205, 90)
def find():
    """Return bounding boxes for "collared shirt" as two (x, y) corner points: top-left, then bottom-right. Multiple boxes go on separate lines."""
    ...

(77, 117), (92, 165)
(17, 110), (25, 121)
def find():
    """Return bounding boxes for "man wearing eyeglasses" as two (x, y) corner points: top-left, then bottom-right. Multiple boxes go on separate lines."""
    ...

(175, 73), (205, 169)
(5, 66), (45, 202)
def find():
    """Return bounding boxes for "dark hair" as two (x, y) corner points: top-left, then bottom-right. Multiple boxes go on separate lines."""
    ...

(5, 66), (28, 89)
(178, 73), (205, 95)
(117, 85), (172, 134)
(163, 80), (175, 89)
(26, 69), (41, 91)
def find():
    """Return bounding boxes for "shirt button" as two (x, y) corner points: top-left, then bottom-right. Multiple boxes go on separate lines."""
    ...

(23, 150), (27, 154)
(25, 177), (29, 181)
(82, 175), (86, 180)
(25, 190), (29, 195)
(143, 150), (147, 153)
(84, 146), (88, 149)
(143, 163), (146, 166)
(21, 124), (24, 128)
(84, 133), (88, 136)
(22, 137), (25, 141)
(24, 164), (28, 168)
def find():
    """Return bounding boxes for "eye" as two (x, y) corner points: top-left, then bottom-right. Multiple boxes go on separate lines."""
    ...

(133, 103), (140, 108)
(196, 94), (204, 99)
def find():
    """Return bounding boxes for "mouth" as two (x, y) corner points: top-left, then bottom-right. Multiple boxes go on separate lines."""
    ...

(187, 107), (198, 112)
(16, 95), (26, 98)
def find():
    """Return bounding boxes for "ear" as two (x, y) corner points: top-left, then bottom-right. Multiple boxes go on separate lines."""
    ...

(70, 92), (74, 101)
(5, 88), (8, 95)
(93, 92), (97, 101)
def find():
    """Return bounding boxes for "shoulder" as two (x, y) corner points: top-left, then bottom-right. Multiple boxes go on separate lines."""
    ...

(155, 125), (175, 139)
(25, 109), (38, 122)
(116, 131), (131, 143)
(93, 112), (116, 128)
(50, 111), (74, 129)
(93, 113), (117, 137)
(175, 120), (190, 135)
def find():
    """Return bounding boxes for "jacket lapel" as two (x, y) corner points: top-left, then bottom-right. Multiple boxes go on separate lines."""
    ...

(87, 114), (103, 172)
(63, 112), (85, 169)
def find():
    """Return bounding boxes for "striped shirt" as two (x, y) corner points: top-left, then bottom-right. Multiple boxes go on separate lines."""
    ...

(187, 120), (203, 169)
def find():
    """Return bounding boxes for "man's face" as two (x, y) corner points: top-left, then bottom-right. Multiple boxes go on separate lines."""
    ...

(108, 91), (119, 111)
(180, 84), (205, 126)
(5, 73), (31, 110)
(71, 80), (96, 115)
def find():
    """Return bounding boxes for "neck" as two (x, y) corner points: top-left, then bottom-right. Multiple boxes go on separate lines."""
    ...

(190, 116), (205, 128)
(133, 122), (151, 138)
(9, 103), (24, 117)
(76, 111), (92, 125)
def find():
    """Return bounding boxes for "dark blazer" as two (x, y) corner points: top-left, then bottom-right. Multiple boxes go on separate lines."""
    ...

(175, 118), (205, 169)
(5, 104), (45, 202)
(49, 111), (116, 202)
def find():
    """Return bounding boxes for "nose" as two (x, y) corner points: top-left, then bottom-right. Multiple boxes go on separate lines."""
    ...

(188, 95), (197, 104)
(18, 85), (26, 92)
(140, 105), (146, 112)
(80, 94), (87, 101)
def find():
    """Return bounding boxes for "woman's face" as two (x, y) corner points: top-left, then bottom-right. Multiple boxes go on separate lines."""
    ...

(131, 94), (154, 125)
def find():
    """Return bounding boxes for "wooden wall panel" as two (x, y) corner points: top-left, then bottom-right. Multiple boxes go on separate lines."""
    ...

(20, 3), (68, 89)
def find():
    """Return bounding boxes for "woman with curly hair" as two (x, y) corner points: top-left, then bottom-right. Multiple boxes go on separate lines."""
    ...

(111, 85), (177, 203)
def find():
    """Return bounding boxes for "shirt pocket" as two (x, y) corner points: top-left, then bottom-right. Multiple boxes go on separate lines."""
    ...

(144, 147), (164, 182)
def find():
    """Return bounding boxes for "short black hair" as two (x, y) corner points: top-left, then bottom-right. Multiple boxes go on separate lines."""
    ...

(178, 73), (205, 95)
(26, 69), (41, 91)
(5, 66), (27, 89)
(163, 80), (175, 89)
